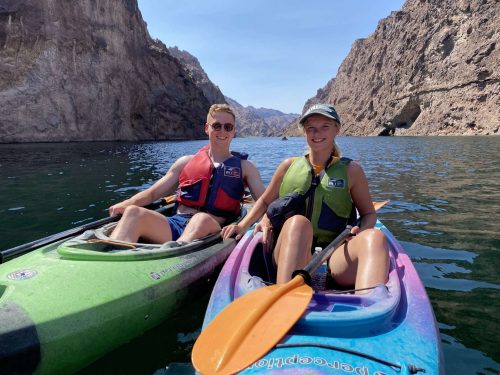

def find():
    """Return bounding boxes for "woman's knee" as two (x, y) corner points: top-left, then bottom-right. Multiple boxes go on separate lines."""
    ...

(282, 215), (313, 234)
(276, 216), (313, 259)
(356, 229), (388, 257)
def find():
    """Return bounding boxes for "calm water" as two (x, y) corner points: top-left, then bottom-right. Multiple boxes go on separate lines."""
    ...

(1, 137), (499, 374)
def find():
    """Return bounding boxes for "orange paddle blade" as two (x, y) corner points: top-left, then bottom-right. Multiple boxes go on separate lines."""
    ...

(373, 200), (389, 211)
(164, 194), (176, 204)
(192, 275), (312, 375)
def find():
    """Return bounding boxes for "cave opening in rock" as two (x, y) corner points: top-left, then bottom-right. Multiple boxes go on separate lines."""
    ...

(393, 101), (422, 129)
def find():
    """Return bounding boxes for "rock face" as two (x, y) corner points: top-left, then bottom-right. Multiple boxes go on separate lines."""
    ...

(0, 0), (214, 143)
(168, 46), (226, 105)
(225, 97), (298, 137)
(298, 0), (499, 136)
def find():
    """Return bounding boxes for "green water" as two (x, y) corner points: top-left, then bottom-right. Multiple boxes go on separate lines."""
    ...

(1, 136), (499, 374)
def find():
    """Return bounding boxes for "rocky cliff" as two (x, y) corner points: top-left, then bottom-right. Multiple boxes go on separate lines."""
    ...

(225, 97), (298, 137)
(0, 0), (214, 143)
(295, 0), (499, 136)
(168, 46), (226, 105)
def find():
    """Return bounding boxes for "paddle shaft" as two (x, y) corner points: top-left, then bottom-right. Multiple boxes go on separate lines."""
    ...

(0, 199), (171, 263)
(294, 201), (389, 284)
(292, 226), (352, 285)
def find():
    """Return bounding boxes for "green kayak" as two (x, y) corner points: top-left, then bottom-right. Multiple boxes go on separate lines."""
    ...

(0, 203), (241, 374)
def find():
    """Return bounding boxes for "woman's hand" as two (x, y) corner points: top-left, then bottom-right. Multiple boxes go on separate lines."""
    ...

(254, 216), (274, 253)
(221, 224), (246, 240)
(346, 225), (361, 242)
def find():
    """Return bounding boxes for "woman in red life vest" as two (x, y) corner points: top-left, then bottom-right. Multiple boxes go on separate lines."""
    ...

(108, 104), (265, 244)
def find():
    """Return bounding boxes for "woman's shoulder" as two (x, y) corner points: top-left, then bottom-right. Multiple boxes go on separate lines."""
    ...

(346, 159), (366, 180)
(281, 157), (298, 168)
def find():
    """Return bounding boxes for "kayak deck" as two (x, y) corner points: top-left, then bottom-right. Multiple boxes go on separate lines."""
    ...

(0, 205), (245, 375)
(201, 220), (444, 374)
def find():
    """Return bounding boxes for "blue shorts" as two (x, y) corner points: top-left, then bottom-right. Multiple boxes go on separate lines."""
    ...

(167, 213), (193, 241)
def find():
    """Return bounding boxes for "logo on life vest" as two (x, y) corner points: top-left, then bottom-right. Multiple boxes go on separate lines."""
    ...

(327, 178), (345, 188)
(224, 166), (241, 178)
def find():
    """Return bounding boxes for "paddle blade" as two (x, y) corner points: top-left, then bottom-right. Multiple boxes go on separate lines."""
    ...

(192, 276), (312, 375)
(373, 200), (389, 211)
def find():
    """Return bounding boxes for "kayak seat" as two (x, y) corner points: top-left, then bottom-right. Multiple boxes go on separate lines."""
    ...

(294, 251), (401, 338)
(245, 241), (343, 292)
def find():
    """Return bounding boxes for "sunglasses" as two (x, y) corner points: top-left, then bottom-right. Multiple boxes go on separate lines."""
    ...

(210, 122), (234, 132)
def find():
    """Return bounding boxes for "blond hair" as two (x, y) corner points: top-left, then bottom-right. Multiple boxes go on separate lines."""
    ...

(207, 103), (235, 123)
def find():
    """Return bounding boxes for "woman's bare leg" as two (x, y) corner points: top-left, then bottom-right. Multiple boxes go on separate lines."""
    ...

(273, 215), (314, 284)
(328, 228), (389, 293)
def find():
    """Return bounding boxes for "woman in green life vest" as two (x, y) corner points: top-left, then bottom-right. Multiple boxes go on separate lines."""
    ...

(222, 104), (389, 292)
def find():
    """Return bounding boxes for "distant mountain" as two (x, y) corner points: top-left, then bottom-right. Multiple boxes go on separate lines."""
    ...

(168, 49), (297, 137)
(225, 97), (299, 137)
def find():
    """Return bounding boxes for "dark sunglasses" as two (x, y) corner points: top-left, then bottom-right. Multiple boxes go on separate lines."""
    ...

(210, 122), (234, 132)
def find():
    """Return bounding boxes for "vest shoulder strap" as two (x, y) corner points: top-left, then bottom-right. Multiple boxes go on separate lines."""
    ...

(230, 150), (248, 160)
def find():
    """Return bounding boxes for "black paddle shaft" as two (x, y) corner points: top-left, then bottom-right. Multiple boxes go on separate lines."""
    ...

(291, 226), (352, 286)
(0, 200), (170, 263)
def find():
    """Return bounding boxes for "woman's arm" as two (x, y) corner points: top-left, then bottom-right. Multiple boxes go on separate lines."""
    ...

(221, 158), (294, 239)
(348, 161), (377, 230)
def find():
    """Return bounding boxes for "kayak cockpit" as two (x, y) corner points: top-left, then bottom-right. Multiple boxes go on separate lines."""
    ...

(236, 229), (404, 338)
(56, 227), (224, 261)
(56, 207), (247, 261)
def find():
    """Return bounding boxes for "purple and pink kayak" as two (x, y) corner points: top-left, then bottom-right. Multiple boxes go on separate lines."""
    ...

(200, 220), (444, 374)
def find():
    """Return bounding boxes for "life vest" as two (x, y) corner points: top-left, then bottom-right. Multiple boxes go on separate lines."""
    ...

(177, 145), (247, 218)
(279, 155), (356, 244)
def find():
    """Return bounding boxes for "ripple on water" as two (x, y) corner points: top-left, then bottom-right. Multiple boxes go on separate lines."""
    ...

(71, 218), (94, 225)
(1, 137), (499, 374)
(401, 241), (500, 292)
(440, 333), (499, 374)
(8, 207), (25, 211)
(414, 262), (500, 292)
(401, 241), (477, 263)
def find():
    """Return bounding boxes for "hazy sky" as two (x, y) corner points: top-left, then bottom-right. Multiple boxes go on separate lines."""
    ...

(137, 0), (406, 114)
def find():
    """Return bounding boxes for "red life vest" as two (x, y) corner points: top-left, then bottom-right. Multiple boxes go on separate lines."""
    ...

(176, 145), (247, 218)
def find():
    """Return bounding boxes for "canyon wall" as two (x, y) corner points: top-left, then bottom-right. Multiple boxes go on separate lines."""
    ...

(0, 0), (214, 142)
(299, 0), (499, 136)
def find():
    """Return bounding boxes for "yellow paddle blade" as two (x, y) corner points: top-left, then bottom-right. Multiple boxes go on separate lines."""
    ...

(192, 275), (312, 375)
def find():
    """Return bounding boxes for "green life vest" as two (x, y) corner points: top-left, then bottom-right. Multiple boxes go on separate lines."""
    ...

(279, 155), (356, 244)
